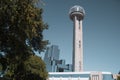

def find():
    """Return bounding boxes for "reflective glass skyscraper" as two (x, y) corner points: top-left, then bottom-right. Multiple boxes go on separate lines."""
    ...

(44, 45), (72, 72)
(44, 45), (60, 72)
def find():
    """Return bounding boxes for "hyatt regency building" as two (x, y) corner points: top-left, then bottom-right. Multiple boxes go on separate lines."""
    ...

(48, 72), (114, 80)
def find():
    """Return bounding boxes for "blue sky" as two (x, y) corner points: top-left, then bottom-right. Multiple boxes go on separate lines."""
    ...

(41, 0), (120, 74)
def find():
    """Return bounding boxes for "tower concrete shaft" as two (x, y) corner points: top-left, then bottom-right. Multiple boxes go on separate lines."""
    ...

(73, 16), (83, 72)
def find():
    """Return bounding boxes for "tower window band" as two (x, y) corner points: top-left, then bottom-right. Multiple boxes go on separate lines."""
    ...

(79, 40), (81, 48)
(79, 21), (80, 29)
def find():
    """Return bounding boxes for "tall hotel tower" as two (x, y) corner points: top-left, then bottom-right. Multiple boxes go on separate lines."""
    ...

(69, 5), (85, 72)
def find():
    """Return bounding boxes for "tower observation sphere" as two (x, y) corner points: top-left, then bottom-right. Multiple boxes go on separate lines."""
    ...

(69, 5), (85, 72)
(69, 5), (85, 21)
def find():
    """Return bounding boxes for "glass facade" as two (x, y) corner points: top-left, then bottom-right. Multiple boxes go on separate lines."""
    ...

(103, 74), (113, 80)
(44, 45), (60, 72)
(69, 5), (85, 15)
(44, 45), (72, 72)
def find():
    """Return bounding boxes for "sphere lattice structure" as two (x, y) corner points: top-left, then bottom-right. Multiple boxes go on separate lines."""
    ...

(69, 5), (85, 21)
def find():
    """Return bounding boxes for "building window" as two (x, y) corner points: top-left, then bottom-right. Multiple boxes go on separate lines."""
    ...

(79, 40), (81, 48)
(79, 21), (80, 29)
(51, 61), (53, 65)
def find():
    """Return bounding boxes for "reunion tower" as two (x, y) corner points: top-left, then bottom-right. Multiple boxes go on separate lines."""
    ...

(69, 5), (85, 72)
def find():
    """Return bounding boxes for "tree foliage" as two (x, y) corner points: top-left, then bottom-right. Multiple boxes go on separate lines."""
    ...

(119, 71), (120, 74)
(0, 0), (48, 80)
(4, 55), (48, 80)
(117, 71), (120, 80)
(117, 76), (120, 80)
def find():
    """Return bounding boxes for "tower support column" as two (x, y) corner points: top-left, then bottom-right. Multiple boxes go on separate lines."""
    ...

(73, 16), (83, 72)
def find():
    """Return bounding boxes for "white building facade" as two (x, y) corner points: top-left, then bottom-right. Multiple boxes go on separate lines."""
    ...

(48, 72), (114, 80)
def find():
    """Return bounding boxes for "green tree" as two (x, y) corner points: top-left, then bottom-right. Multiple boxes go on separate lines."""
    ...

(119, 71), (120, 74)
(4, 55), (48, 80)
(117, 76), (120, 80)
(0, 0), (48, 80)
(117, 71), (120, 80)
